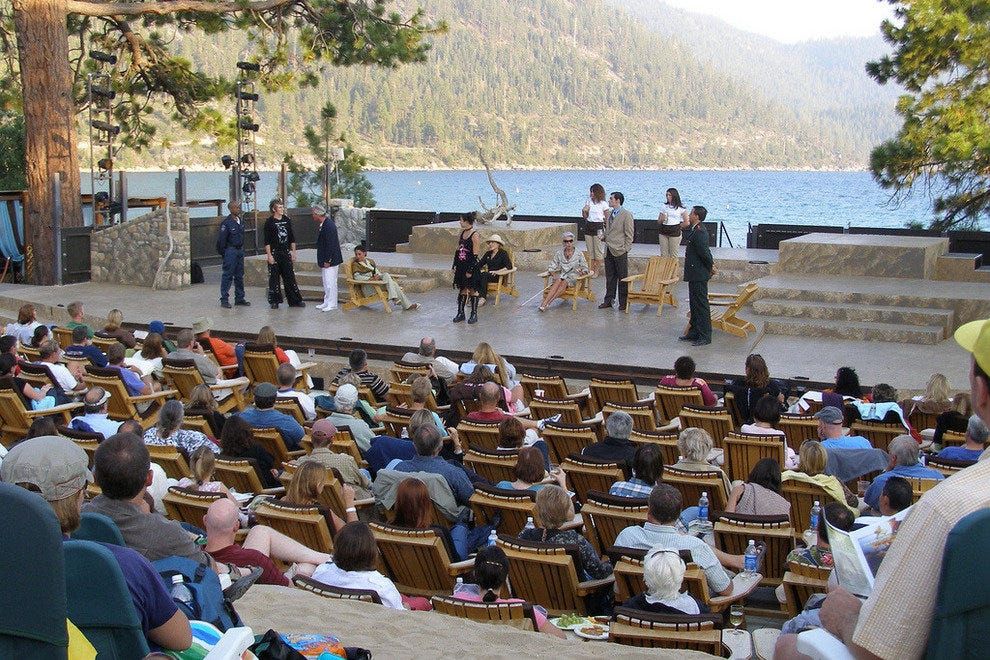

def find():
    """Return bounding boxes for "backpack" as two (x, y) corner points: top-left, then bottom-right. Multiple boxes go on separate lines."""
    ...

(191, 261), (204, 284)
(153, 556), (243, 632)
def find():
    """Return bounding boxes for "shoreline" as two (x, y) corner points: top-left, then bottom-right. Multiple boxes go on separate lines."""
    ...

(87, 165), (872, 174)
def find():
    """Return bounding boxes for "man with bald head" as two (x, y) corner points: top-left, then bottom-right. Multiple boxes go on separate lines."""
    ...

(401, 336), (459, 384)
(466, 381), (540, 430)
(203, 498), (331, 586)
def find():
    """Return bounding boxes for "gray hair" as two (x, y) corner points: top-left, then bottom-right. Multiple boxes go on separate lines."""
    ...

(967, 414), (989, 446)
(889, 435), (920, 467)
(412, 423), (442, 457)
(157, 399), (185, 436)
(561, 231), (575, 241)
(605, 410), (633, 440)
(644, 550), (687, 601)
(678, 427), (713, 462)
(418, 337), (436, 357)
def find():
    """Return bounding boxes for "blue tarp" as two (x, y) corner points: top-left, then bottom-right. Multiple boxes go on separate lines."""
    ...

(0, 200), (24, 262)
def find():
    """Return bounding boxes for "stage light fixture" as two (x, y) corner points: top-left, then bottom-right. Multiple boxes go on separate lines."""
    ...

(240, 153), (255, 165)
(90, 51), (118, 64)
(90, 120), (120, 136)
(238, 118), (259, 132)
(236, 90), (259, 102)
(244, 171), (260, 182)
(90, 85), (115, 100)
(221, 155), (234, 169)
(236, 61), (261, 72)
(242, 181), (256, 194)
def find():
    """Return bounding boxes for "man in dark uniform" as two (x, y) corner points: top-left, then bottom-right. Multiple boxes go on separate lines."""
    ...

(217, 200), (250, 309)
(313, 203), (342, 311)
(680, 205), (717, 346)
(263, 198), (305, 309)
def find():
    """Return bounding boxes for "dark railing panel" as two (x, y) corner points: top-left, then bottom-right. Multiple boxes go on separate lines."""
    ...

(62, 226), (92, 284)
(367, 209), (439, 252)
(949, 231), (990, 263)
(748, 224), (845, 249)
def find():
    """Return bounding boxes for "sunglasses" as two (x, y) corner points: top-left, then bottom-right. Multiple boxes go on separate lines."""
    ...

(563, 239), (574, 243)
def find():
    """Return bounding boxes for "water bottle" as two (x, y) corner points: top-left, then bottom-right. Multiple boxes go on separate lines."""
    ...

(523, 516), (535, 532)
(698, 491), (709, 521)
(809, 500), (821, 531)
(169, 574), (193, 608)
(919, 453), (927, 467)
(743, 539), (758, 576)
(487, 530), (498, 547)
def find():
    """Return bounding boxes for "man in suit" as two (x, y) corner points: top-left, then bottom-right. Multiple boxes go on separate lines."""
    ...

(599, 191), (635, 310)
(680, 205), (716, 346)
(217, 200), (250, 309)
(313, 203), (343, 312)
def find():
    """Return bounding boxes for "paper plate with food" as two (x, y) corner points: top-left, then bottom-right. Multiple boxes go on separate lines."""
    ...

(549, 613), (590, 630)
(574, 623), (609, 640)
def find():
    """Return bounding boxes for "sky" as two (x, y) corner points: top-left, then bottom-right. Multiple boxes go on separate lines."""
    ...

(659, 0), (897, 43)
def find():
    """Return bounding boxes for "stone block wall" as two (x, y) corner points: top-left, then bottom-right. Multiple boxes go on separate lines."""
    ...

(90, 207), (191, 289)
(329, 198), (367, 249)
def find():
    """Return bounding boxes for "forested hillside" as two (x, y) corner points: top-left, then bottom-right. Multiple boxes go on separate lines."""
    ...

(117, 0), (892, 170)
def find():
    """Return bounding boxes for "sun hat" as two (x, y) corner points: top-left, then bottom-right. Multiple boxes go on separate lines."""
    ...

(955, 319), (990, 374)
(1, 435), (92, 501)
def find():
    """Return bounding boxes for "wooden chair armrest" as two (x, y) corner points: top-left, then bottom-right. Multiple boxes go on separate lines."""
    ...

(354, 497), (377, 509)
(260, 487), (286, 496)
(576, 575), (616, 595)
(580, 412), (604, 426)
(708, 573), (763, 609)
(708, 293), (739, 299)
(781, 572), (829, 589)
(636, 396), (655, 405)
(513, 407), (531, 418)
(659, 277), (680, 285)
(709, 301), (734, 307)
(489, 267), (516, 276)
(130, 390), (178, 403)
(209, 379), (248, 392)
(347, 278), (386, 286)
(620, 273), (646, 283)
(565, 392), (590, 404)
(574, 273), (591, 282)
(25, 402), (83, 417)
(219, 363), (239, 373)
(434, 404), (450, 413)
(287, 450), (307, 459)
(537, 271), (552, 278)
(448, 558), (476, 575)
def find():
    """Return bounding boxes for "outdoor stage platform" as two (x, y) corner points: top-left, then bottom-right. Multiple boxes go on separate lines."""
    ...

(0, 228), (983, 391)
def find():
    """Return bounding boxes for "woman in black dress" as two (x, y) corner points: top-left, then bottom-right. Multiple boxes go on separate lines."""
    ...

(452, 212), (482, 324)
(476, 234), (512, 306)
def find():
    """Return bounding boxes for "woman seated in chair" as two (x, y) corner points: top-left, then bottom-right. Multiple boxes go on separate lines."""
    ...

(846, 383), (917, 438)
(99, 308), (137, 348)
(781, 440), (858, 513)
(496, 417), (549, 467)
(219, 416), (278, 489)
(658, 355), (717, 406)
(724, 353), (785, 424)
(279, 461), (357, 536)
(30, 324), (51, 349)
(185, 383), (227, 438)
(623, 547), (708, 615)
(609, 444), (663, 499)
(0, 353), (58, 411)
(143, 399), (218, 456)
(176, 446), (239, 503)
(255, 325), (313, 389)
(725, 458), (791, 517)
(392, 477), (494, 562)
(453, 545), (565, 638)
(476, 234), (512, 307)
(740, 394), (798, 469)
(350, 244), (419, 311)
(496, 447), (566, 493)
(670, 428), (731, 497)
(311, 521), (428, 610)
(125, 332), (166, 380)
(460, 342), (523, 407)
(538, 232), (588, 312)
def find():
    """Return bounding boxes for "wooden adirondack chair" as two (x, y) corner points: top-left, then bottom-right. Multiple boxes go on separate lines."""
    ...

(430, 596), (539, 632)
(622, 256), (679, 317)
(709, 282), (759, 338)
(518, 374), (590, 414)
(723, 432), (788, 483)
(609, 607), (725, 654)
(0, 378), (80, 446)
(341, 259), (406, 313)
(487, 248), (519, 306)
(81, 366), (176, 430)
(559, 455), (625, 504)
(602, 401), (659, 432)
(541, 422), (599, 464)
(536, 267), (594, 311)
(242, 343), (315, 392)
(463, 448), (519, 485)
(850, 420), (904, 453)
(161, 358), (246, 414)
(663, 466), (729, 513)
(714, 512), (794, 588)
(293, 576), (382, 604)
(629, 430), (680, 466)
(254, 500), (334, 554)
(781, 561), (832, 618)
(162, 487), (223, 526)
(468, 484), (537, 536)
(589, 377), (643, 413)
(679, 405), (735, 448)
(778, 413), (820, 454)
(580, 491), (649, 555)
(370, 523), (475, 596)
(654, 385), (705, 425)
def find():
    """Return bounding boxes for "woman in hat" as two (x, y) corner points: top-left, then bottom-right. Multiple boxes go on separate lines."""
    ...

(475, 233), (513, 307)
(538, 232), (589, 312)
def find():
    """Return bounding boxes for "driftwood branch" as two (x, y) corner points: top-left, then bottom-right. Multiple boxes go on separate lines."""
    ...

(476, 148), (515, 226)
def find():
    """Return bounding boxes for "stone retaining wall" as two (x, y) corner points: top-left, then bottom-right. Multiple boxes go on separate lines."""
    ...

(90, 207), (191, 290)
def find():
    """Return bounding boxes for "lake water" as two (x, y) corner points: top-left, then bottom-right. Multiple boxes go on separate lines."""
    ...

(83, 169), (940, 245)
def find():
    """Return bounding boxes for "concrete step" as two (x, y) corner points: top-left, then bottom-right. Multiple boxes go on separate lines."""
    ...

(395, 243), (412, 254)
(760, 316), (946, 345)
(751, 299), (954, 332)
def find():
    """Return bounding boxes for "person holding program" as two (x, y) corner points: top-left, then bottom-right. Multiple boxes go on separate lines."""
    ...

(581, 183), (609, 277)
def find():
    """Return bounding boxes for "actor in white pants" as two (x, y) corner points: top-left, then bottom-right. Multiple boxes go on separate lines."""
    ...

(313, 203), (343, 311)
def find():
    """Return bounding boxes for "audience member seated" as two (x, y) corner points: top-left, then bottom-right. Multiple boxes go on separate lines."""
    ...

(5, 303), (43, 345)
(863, 435), (943, 511)
(401, 336), (459, 384)
(857, 475), (913, 523)
(184, 383), (227, 438)
(725, 458), (791, 517)
(106, 342), (154, 396)
(65, 300), (94, 339)
(813, 405), (872, 450)
(171, 329), (225, 386)
(364, 431), (417, 479)
(933, 392), (973, 447)
(538, 231), (589, 312)
(936, 414), (988, 463)
(204, 499), (332, 586)
(176, 446), (238, 501)
(460, 341), (524, 409)
(724, 353), (784, 424)
(0, 335), (22, 373)
(833, 366), (865, 399)
(37, 339), (85, 393)
(782, 440), (858, 512)
(496, 446), (566, 493)
(276, 363), (316, 421)
(325, 384), (375, 452)
(847, 383), (914, 436)
(659, 356), (717, 406)
(447, 365), (508, 426)
(333, 348), (389, 400)
(404, 376), (448, 435)
(496, 417), (549, 468)
(393, 477), (494, 562)
(670, 428), (731, 497)
(280, 460), (356, 536)
(334, 371), (381, 426)
(466, 382), (539, 432)
(126, 332), (166, 379)
(192, 317), (237, 369)
(149, 320), (177, 353)
(68, 387), (123, 438)
(144, 399), (219, 455)
(311, 521), (412, 610)
(740, 394), (798, 469)
(623, 547), (708, 615)
(350, 245), (420, 311)
(609, 443), (663, 498)
(0, 353), (59, 410)
(582, 410), (637, 468)
(614, 484), (731, 595)
(64, 325), (109, 367)
(791, 366), (865, 414)
(395, 425), (474, 506)
(302, 419), (372, 499)
(99, 308), (137, 349)
(453, 545), (565, 638)
(30, 324), (51, 349)
(903, 372), (953, 421)
(519, 485), (613, 583)
(25, 416), (59, 441)
(238, 382), (305, 451)
(219, 416), (279, 489)
(0, 434), (193, 651)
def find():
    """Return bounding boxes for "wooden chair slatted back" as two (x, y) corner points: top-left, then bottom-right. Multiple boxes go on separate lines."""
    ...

(628, 430), (680, 466)
(496, 537), (584, 615)
(385, 382), (414, 408)
(463, 449), (518, 485)
(654, 386), (704, 425)
(678, 405), (734, 448)
(519, 374), (569, 403)
(274, 397), (307, 425)
(560, 457), (624, 505)
(255, 501), (333, 554)
(147, 445), (190, 480)
(528, 398), (583, 425)
(252, 427), (293, 465)
(162, 487), (224, 526)
(580, 493), (649, 555)
(723, 432), (787, 483)
(468, 486), (537, 536)
(940, 431), (966, 448)
(180, 414), (214, 437)
(81, 368), (141, 421)
(714, 514), (794, 585)
(430, 596), (537, 631)
(781, 480), (833, 537)
(370, 523), (456, 596)
(292, 576), (381, 604)
(389, 362), (431, 384)
(541, 423), (598, 464)
(609, 607), (723, 653)
(782, 561), (832, 618)
(850, 421), (904, 453)
(53, 327), (74, 349)
(778, 414), (820, 454)
(589, 378), (640, 413)
(909, 477), (941, 503)
(329, 427), (366, 467)
(456, 420), (502, 452)
(214, 459), (264, 494)
(241, 345), (281, 389)
(662, 467), (728, 512)
(602, 402), (658, 432)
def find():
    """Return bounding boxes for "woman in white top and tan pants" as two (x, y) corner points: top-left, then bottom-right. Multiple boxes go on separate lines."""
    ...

(581, 183), (609, 277)
(657, 187), (689, 258)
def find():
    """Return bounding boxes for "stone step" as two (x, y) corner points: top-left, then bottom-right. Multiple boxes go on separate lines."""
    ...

(752, 284), (963, 311)
(760, 316), (946, 345)
(751, 299), (954, 331)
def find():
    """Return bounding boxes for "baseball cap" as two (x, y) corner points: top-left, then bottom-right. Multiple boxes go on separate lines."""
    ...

(311, 418), (338, 441)
(148, 320), (165, 335)
(335, 383), (359, 407)
(1, 435), (92, 501)
(254, 382), (277, 399)
(955, 318), (990, 374)
(813, 406), (844, 425)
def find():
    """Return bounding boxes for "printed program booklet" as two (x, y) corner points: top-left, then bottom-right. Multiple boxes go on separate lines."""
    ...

(826, 506), (912, 597)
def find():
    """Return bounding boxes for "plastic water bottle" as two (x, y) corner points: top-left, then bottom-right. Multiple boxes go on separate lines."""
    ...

(743, 540), (758, 576)
(698, 491), (709, 521)
(169, 574), (193, 608)
(809, 500), (821, 531)
(523, 516), (536, 532)
(919, 453), (927, 467)
(487, 530), (498, 547)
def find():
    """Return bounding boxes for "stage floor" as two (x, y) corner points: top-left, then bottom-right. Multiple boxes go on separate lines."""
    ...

(0, 261), (973, 391)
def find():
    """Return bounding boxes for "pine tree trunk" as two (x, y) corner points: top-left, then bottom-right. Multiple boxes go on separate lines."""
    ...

(12, 0), (82, 285)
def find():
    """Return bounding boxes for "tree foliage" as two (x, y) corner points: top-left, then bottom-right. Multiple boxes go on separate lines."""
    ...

(868, 0), (990, 231)
(285, 101), (375, 208)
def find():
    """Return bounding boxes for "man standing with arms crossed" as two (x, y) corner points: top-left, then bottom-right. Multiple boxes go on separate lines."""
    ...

(599, 191), (634, 311)
(217, 200), (250, 309)
(680, 206), (716, 346)
(264, 198), (305, 310)
(313, 204), (342, 312)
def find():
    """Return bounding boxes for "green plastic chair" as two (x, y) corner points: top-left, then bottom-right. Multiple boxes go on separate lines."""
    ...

(0, 482), (69, 658)
(64, 540), (150, 658)
(71, 511), (125, 546)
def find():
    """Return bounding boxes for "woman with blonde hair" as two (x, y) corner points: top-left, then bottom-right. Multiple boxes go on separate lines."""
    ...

(280, 461), (356, 536)
(184, 383), (226, 438)
(671, 427), (731, 497)
(518, 486), (612, 582)
(623, 547), (706, 615)
(903, 372), (953, 426)
(460, 342), (523, 405)
(781, 440), (857, 512)
(177, 446), (238, 502)
(100, 308), (137, 348)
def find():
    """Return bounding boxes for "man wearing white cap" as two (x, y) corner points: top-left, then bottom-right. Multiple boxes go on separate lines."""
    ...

(313, 203), (342, 312)
(67, 386), (122, 439)
(326, 383), (375, 452)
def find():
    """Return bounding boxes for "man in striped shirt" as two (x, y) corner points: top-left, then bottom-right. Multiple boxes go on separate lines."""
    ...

(332, 348), (389, 400)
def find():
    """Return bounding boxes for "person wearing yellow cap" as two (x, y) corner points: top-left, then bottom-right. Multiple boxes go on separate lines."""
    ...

(955, 318), (990, 426)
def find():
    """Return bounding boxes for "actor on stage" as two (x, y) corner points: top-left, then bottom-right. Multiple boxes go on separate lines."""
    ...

(476, 234), (512, 306)
(264, 198), (305, 309)
(452, 212), (481, 324)
(217, 200), (249, 309)
(313, 203), (342, 312)
(680, 205), (716, 346)
(599, 191), (634, 310)
(350, 245), (419, 311)
(539, 232), (588, 312)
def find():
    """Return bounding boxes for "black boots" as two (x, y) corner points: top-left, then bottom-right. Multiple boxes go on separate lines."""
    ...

(468, 296), (479, 324)
(453, 294), (466, 323)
